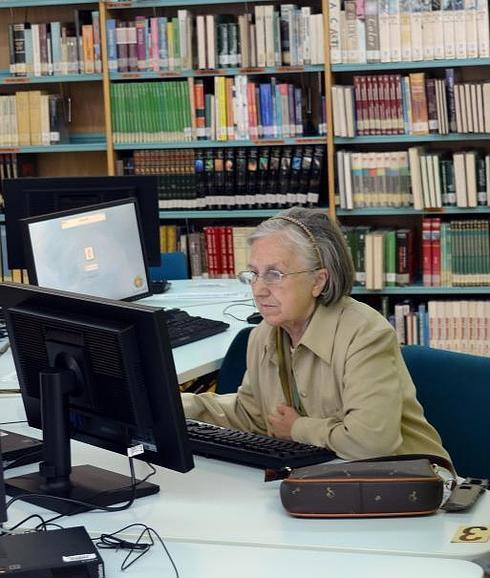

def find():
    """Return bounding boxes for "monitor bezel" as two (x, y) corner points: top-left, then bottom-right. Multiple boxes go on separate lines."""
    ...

(0, 281), (194, 474)
(21, 198), (152, 302)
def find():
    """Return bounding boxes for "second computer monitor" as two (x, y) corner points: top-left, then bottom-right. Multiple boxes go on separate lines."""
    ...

(3, 175), (160, 269)
(22, 199), (151, 301)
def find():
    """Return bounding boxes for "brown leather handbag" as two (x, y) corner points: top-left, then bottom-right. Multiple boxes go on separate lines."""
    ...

(280, 455), (455, 518)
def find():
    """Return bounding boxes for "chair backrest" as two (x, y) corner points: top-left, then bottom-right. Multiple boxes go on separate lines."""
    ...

(217, 326), (253, 394)
(402, 346), (490, 479)
(150, 251), (188, 280)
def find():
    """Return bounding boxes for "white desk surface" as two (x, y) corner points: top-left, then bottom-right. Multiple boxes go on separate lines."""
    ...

(3, 416), (489, 574)
(98, 541), (484, 578)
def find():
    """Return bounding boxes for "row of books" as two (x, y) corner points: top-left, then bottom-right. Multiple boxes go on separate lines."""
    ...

(422, 217), (490, 287)
(328, 0), (490, 65)
(106, 6), (324, 73)
(389, 300), (489, 357)
(334, 70), (490, 137)
(0, 92), (68, 147)
(118, 145), (325, 209)
(337, 148), (490, 209)
(409, 148), (490, 209)
(110, 77), (326, 144)
(343, 226), (415, 289)
(343, 218), (490, 290)
(8, 11), (102, 77)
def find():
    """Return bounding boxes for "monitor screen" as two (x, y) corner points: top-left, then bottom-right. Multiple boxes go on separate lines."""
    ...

(3, 175), (160, 269)
(0, 282), (193, 515)
(0, 439), (6, 524)
(23, 199), (151, 301)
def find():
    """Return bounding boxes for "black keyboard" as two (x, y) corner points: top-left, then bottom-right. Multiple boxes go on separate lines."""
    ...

(186, 420), (336, 470)
(165, 309), (230, 348)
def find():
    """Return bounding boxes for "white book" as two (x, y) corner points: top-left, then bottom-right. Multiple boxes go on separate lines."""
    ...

(469, 83), (479, 132)
(31, 24), (42, 76)
(264, 5), (275, 67)
(336, 150), (347, 208)
(426, 154), (437, 207)
(464, 151), (478, 207)
(485, 155), (490, 205)
(379, 0), (392, 62)
(343, 151), (354, 209)
(453, 152), (468, 207)
(254, 5), (266, 67)
(483, 83), (490, 132)
(422, 0), (434, 61)
(476, 0), (490, 56)
(196, 16), (207, 69)
(389, 0), (402, 61)
(464, 83), (473, 132)
(40, 93), (50, 146)
(454, 2), (467, 58)
(300, 7), (312, 65)
(409, 0), (424, 61)
(205, 15), (216, 69)
(464, 0), (478, 58)
(329, 0), (342, 63)
(433, 4), (445, 59)
(419, 154), (432, 207)
(442, 0), (456, 58)
(432, 154), (443, 207)
(344, 86), (356, 137)
(475, 82), (485, 132)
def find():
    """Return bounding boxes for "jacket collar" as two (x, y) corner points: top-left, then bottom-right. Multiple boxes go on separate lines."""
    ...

(262, 298), (347, 366)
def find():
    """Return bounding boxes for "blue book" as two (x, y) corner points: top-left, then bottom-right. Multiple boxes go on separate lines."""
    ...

(105, 19), (118, 72)
(260, 83), (274, 138)
(274, 84), (283, 138)
(158, 17), (168, 70)
(418, 303), (429, 346)
(24, 26), (33, 76)
(50, 22), (61, 75)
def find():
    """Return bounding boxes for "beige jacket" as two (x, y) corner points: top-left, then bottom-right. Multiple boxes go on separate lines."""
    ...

(182, 297), (449, 460)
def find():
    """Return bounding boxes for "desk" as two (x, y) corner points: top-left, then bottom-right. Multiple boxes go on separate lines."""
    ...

(99, 541), (484, 578)
(3, 412), (490, 575)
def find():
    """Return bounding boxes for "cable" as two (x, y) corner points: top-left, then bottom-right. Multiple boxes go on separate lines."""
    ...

(3, 446), (43, 471)
(222, 301), (256, 321)
(95, 523), (180, 576)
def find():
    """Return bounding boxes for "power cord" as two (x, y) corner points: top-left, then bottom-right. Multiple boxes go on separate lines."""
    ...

(95, 523), (180, 575)
(222, 300), (256, 321)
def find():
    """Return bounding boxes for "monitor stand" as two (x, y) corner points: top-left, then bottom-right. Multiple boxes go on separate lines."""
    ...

(4, 369), (159, 515)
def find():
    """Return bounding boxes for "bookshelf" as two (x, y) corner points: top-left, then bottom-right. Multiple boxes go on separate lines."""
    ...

(324, 0), (490, 352)
(0, 0), (489, 354)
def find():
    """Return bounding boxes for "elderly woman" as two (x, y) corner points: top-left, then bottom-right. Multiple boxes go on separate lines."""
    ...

(182, 207), (449, 461)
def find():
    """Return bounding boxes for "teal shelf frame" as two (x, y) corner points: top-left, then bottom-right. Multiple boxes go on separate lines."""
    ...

(332, 58), (490, 73)
(158, 209), (281, 219)
(115, 136), (326, 150)
(351, 285), (490, 295)
(335, 133), (490, 145)
(0, 71), (102, 85)
(0, 134), (106, 153)
(107, 0), (264, 8)
(111, 65), (324, 81)
(336, 207), (490, 216)
(0, 0), (95, 7)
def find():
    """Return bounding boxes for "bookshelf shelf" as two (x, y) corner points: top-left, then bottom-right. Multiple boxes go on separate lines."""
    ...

(106, 0), (268, 8)
(115, 137), (327, 150)
(336, 207), (490, 216)
(0, 72), (103, 85)
(159, 209), (282, 219)
(351, 285), (490, 295)
(0, 0), (96, 7)
(334, 134), (490, 145)
(332, 58), (490, 73)
(110, 65), (324, 82)
(2, 134), (107, 153)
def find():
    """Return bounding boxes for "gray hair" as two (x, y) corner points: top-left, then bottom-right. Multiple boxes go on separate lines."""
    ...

(247, 207), (354, 305)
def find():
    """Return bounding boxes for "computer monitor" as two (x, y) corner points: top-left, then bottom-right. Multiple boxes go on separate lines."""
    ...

(22, 199), (151, 301)
(0, 439), (6, 524)
(3, 175), (160, 269)
(0, 282), (194, 515)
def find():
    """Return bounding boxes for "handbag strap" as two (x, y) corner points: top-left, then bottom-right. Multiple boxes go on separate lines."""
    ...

(350, 453), (457, 478)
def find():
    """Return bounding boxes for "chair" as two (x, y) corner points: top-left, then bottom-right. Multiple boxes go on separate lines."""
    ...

(149, 251), (188, 281)
(402, 346), (490, 479)
(216, 326), (253, 394)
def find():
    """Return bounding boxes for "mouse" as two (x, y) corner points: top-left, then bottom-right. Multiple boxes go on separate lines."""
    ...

(151, 280), (171, 294)
(246, 311), (263, 325)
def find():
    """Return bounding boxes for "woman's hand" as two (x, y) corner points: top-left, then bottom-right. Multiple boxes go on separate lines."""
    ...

(268, 403), (299, 439)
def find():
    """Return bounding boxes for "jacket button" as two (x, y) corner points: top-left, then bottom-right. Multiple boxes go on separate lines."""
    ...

(300, 391), (307, 398)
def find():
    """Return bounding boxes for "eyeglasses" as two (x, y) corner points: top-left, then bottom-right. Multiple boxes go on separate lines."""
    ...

(238, 269), (320, 286)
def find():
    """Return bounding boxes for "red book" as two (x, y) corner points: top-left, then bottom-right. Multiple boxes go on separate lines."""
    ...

(203, 226), (218, 278)
(430, 217), (441, 287)
(422, 218), (433, 287)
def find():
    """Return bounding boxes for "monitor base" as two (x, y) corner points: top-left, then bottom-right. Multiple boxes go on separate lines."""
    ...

(5, 464), (159, 515)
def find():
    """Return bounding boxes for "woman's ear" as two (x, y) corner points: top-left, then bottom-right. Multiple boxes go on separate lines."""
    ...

(312, 269), (328, 298)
